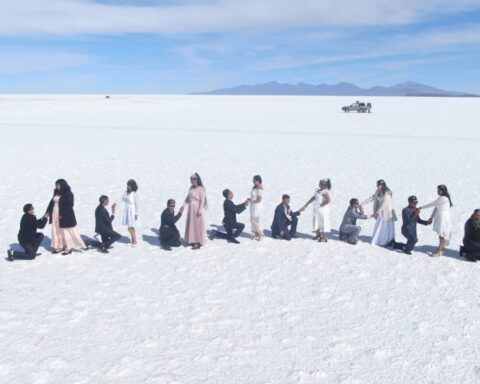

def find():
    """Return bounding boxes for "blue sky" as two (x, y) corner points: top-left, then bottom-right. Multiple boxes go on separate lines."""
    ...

(1, 0), (480, 93)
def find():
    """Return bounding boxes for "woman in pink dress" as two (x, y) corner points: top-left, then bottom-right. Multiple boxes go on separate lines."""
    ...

(182, 173), (207, 250)
(46, 179), (87, 255)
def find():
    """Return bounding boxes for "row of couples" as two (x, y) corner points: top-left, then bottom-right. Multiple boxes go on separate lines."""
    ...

(209, 179), (479, 261)
(6, 175), (480, 261)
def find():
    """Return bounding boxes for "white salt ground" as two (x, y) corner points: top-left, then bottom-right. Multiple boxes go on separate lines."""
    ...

(1, 95), (480, 384)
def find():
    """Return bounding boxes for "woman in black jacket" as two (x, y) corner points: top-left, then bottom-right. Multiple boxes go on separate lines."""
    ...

(46, 179), (87, 255)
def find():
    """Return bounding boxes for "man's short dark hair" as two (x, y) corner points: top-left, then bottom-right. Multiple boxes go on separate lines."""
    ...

(408, 195), (418, 203)
(99, 195), (109, 204)
(349, 198), (359, 206)
(23, 203), (33, 213)
(167, 199), (175, 206)
(222, 189), (230, 198)
(282, 194), (290, 200)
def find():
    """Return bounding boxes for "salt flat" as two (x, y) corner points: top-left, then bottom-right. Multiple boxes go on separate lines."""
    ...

(1, 95), (480, 384)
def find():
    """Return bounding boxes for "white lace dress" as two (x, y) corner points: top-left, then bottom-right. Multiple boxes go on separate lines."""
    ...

(250, 187), (263, 234)
(122, 191), (138, 227)
(312, 189), (331, 232)
(421, 196), (452, 240)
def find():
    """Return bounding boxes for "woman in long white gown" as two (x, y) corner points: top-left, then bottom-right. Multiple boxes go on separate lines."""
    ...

(249, 175), (264, 240)
(419, 184), (453, 257)
(122, 179), (139, 247)
(362, 179), (397, 247)
(303, 178), (332, 242)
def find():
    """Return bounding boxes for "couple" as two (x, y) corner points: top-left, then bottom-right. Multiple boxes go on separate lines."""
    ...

(8, 179), (89, 261)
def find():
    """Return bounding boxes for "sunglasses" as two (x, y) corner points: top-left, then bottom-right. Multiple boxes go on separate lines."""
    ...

(168, 204), (175, 207)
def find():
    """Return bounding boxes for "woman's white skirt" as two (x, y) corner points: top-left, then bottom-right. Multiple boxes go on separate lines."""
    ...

(371, 217), (395, 246)
(433, 211), (451, 241)
(313, 206), (331, 232)
(122, 204), (136, 228)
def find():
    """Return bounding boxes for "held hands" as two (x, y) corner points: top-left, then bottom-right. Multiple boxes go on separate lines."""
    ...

(370, 213), (378, 219)
(427, 218), (433, 225)
(179, 206), (185, 214)
(43, 212), (50, 219)
(244, 199), (250, 206)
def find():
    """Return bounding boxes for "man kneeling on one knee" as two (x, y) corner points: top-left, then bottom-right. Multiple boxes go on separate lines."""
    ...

(271, 194), (304, 240)
(7, 204), (49, 261)
(95, 195), (121, 253)
(339, 198), (368, 244)
(213, 189), (250, 244)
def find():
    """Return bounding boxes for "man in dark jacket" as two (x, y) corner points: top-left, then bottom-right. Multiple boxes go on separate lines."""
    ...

(212, 189), (250, 244)
(339, 198), (368, 244)
(7, 204), (48, 261)
(399, 195), (430, 254)
(460, 209), (480, 261)
(271, 194), (304, 240)
(94, 195), (121, 253)
(160, 199), (184, 250)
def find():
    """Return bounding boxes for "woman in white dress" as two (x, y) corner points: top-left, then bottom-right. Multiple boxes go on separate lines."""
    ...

(122, 179), (139, 247)
(419, 184), (453, 257)
(303, 178), (332, 242)
(250, 175), (264, 240)
(362, 179), (397, 247)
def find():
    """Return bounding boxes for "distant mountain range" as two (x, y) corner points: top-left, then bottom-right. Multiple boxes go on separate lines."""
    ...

(195, 81), (478, 97)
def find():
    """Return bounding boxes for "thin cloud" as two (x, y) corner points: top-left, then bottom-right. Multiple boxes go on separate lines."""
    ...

(0, 50), (95, 74)
(1, 0), (480, 35)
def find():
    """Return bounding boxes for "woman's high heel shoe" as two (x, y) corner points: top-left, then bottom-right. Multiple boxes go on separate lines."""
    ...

(62, 249), (72, 255)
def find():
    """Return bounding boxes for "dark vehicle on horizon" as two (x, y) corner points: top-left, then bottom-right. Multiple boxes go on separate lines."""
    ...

(342, 101), (372, 113)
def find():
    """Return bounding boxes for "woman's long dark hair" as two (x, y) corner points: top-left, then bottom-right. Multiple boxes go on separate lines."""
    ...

(191, 172), (204, 187)
(438, 184), (453, 207)
(376, 179), (392, 195)
(252, 175), (262, 189)
(54, 179), (71, 195)
(319, 178), (332, 190)
(127, 179), (138, 192)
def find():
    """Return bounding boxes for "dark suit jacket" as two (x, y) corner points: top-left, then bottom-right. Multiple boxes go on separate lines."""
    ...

(46, 190), (77, 228)
(401, 206), (428, 238)
(18, 213), (47, 244)
(160, 208), (182, 239)
(223, 199), (246, 226)
(464, 217), (480, 251)
(95, 204), (115, 234)
(271, 203), (300, 233)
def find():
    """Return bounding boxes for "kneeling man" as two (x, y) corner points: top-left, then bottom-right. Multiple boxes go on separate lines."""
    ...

(271, 194), (303, 240)
(160, 199), (184, 250)
(95, 195), (121, 253)
(7, 204), (48, 261)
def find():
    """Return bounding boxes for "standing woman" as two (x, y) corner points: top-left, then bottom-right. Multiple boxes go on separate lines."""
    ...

(419, 184), (452, 257)
(303, 178), (332, 242)
(183, 173), (207, 250)
(122, 179), (139, 247)
(46, 179), (87, 255)
(250, 175), (264, 240)
(362, 179), (397, 247)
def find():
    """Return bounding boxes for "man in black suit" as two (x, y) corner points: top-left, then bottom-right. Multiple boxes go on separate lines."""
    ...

(94, 195), (121, 253)
(460, 209), (480, 262)
(271, 194), (304, 240)
(212, 189), (250, 244)
(7, 204), (48, 261)
(398, 195), (430, 254)
(160, 199), (184, 250)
